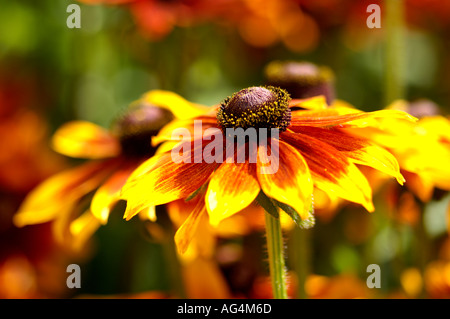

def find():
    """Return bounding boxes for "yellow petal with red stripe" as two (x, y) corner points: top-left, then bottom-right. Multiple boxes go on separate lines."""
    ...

(290, 109), (416, 129)
(205, 160), (260, 227)
(292, 126), (404, 185)
(121, 140), (219, 221)
(13, 160), (118, 227)
(282, 131), (374, 212)
(257, 138), (313, 220)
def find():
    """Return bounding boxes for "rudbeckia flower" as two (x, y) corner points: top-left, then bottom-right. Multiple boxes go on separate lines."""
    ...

(346, 100), (450, 204)
(13, 90), (208, 250)
(121, 86), (413, 253)
(341, 99), (450, 227)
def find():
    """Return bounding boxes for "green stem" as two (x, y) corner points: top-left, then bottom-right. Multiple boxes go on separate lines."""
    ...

(264, 211), (288, 299)
(292, 227), (311, 299)
(384, 0), (406, 105)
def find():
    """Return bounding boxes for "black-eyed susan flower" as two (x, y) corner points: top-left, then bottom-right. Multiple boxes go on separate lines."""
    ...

(13, 90), (208, 251)
(345, 100), (450, 210)
(121, 86), (413, 254)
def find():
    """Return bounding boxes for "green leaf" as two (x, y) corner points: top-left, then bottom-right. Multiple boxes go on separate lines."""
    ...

(275, 198), (315, 229)
(256, 191), (279, 219)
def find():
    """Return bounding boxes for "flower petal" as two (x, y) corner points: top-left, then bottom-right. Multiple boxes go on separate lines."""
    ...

(281, 131), (374, 212)
(174, 197), (207, 254)
(121, 140), (220, 221)
(292, 126), (404, 184)
(91, 162), (139, 224)
(402, 171), (434, 203)
(205, 160), (260, 227)
(52, 121), (121, 159)
(69, 210), (102, 251)
(139, 90), (211, 120)
(151, 116), (218, 146)
(290, 109), (416, 129)
(256, 138), (313, 220)
(13, 159), (119, 227)
(289, 95), (328, 110)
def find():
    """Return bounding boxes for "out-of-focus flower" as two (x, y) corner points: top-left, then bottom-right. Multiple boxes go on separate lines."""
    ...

(78, 0), (241, 41)
(77, 291), (171, 299)
(79, 0), (320, 52)
(264, 60), (335, 105)
(305, 273), (373, 299)
(233, 0), (320, 52)
(0, 254), (37, 299)
(346, 100), (450, 225)
(122, 86), (412, 253)
(0, 67), (72, 298)
(424, 260), (450, 298)
(13, 90), (208, 251)
(0, 109), (66, 195)
(248, 271), (297, 299)
(400, 267), (423, 298)
(405, 0), (450, 31)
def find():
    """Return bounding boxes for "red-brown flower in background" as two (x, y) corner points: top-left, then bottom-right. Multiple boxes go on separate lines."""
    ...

(0, 67), (70, 298)
(78, 0), (320, 52)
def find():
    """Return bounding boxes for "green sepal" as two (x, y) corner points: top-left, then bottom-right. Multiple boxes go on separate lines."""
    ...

(184, 183), (207, 202)
(275, 198), (315, 229)
(256, 191), (279, 219)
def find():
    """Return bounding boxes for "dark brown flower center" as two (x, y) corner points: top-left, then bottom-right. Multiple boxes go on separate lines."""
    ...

(216, 86), (291, 132)
(113, 103), (174, 158)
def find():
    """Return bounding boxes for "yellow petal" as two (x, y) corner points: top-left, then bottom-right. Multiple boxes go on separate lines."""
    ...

(257, 138), (313, 220)
(52, 121), (121, 159)
(138, 205), (157, 222)
(205, 160), (260, 227)
(14, 160), (117, 227)
(151, 116), (218, 146)
(69, 210), (102, 252)
(138, 90), (211, 120)
(91, 162), (138, 224)
(289, 95), (328, 110)
(174, 198), (207, 254)
(121, 141), (219, 221)
(402, 171), (434, 203)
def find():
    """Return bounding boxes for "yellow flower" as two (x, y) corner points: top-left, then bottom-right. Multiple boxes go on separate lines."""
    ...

(121, 86), (413, 253)
(346, 100), (450, 203)
(13, 90), (208, 251)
